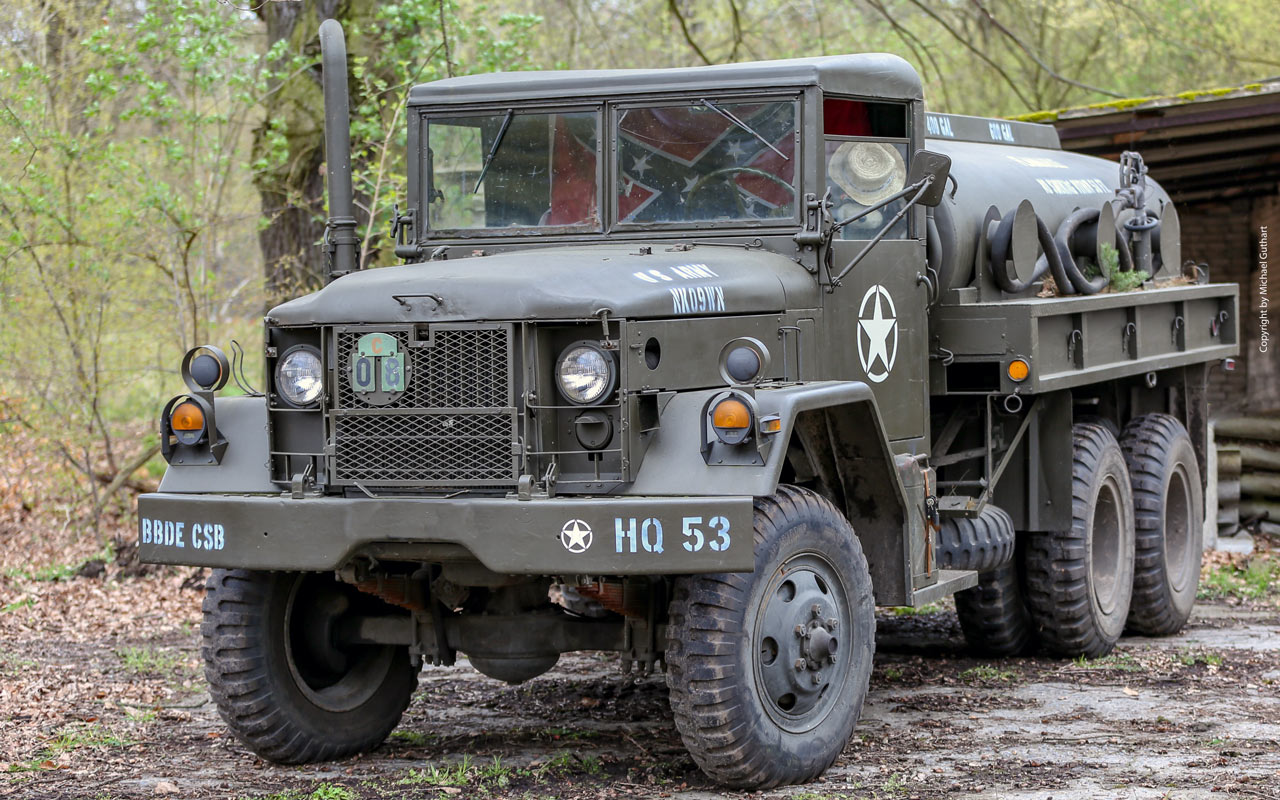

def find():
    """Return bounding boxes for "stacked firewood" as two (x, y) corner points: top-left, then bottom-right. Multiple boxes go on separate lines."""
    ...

(1215, 415), (1280, 539)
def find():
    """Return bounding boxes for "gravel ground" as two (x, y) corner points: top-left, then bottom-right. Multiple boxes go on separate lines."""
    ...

(1, 564), (1277, 800)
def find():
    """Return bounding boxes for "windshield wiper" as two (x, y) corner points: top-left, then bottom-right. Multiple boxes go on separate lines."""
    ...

(473, 109), (514, 194)
(698, 98), (789, 161)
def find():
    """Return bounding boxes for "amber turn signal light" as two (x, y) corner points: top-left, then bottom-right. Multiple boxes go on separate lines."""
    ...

(171, 401), (206, 432)
(1007, 358), (1030, 382)
(712, 398), (752, 430)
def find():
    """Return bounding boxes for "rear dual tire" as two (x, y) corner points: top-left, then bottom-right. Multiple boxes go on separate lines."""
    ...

(1024, 423), (1136, 658)
(1121, 414), (1203, 635)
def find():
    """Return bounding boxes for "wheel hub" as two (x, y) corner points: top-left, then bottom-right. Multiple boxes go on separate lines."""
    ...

(755, 558), (851, 729)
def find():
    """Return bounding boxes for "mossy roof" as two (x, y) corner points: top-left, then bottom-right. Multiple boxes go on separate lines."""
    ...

(1009, 81), (1280, 124)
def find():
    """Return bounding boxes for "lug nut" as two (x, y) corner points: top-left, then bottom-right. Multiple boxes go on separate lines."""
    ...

(812, 672), (822, 685)
(794, 658), (806, 671)
(795, 624), (806, 638)
(811, 604), (822, 618)
(825, 617), (838, 631)
(828, 654), (838, 665)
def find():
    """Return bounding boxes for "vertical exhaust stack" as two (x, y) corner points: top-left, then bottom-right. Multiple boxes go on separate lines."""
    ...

(319, 20), (360, 281)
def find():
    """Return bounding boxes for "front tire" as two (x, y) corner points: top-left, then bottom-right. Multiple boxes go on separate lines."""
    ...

(665, 486), (875, 789)
(1120, 414), (1204, 635)
(201, 569), (418, 763)
(1024, 423), (1136, 658)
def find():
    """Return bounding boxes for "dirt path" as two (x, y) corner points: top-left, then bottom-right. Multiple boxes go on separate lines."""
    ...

(1, 572), (1277, 800)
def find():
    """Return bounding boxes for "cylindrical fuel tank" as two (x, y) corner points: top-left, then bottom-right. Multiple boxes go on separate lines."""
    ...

(924, 137), (1176, 293)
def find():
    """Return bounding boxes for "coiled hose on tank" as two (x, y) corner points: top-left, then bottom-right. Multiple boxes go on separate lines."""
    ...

(989, 205), (1135, 296)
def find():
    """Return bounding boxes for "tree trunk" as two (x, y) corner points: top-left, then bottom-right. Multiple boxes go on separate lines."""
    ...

(254, 0), (352, 305)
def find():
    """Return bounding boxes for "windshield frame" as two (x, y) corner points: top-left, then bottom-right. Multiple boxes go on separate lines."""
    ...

(418, 103), (605, 239)
(415, 92), (805, 240)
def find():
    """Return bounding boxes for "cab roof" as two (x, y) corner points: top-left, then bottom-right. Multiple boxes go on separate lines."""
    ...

(407, 54), (923, 107)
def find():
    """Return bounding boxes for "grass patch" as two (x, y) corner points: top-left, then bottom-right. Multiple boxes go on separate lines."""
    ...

(2, 542), (114, 583)
(307, 785), (356, 800)
(0, 650), (37, 675)
(1199, 557), (1279, 602)
(398, 755), (476, 787)
(890, 603), (942, 616)
(6, 724), (131, 772)
(1178, 649), (1223, 667)
(396, 750), (600, 791)
(116, 646), (186, 676)
(960, 664), (1015, 682)
(1, 597), (35, 614)
(1072, 651), (1144, 672)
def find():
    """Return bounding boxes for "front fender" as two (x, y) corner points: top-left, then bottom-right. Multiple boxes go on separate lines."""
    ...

(625, 381), (906, 505)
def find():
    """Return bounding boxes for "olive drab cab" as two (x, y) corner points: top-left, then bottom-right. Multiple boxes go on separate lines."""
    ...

(140, 21), (1237, 789)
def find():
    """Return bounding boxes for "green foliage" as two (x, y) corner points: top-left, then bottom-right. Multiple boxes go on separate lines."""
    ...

(1199, 557), (1280, 601)
(0, 1), (266, 529)
(1111, 270), (1151, 293)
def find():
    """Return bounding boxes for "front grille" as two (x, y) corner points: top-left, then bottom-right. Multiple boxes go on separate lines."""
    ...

(333, 413), (515, 483)
(330, 324), (518, 487)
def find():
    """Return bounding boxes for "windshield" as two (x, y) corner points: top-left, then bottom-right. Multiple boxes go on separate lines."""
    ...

(427, 110), (600, 231)
(616, 98), (797, 224)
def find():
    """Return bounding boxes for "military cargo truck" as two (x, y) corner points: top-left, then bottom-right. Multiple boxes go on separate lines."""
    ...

(139, 21), (1238, 788)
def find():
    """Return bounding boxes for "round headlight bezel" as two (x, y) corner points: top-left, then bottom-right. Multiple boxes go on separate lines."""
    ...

(555, 341), (617, 406)
(275, 345), (324, 408)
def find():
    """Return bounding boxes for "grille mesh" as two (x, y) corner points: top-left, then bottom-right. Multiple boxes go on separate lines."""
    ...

(331, 325), (517, 486)
(333, 413), (514, 483)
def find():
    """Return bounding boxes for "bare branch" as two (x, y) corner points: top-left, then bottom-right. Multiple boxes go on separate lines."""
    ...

(667, 0), (713, 65)
(901, 0), (1034, 109)
(969, 0), (1125, 99)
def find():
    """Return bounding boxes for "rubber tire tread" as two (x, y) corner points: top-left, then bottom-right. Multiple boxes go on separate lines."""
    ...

(1023, 423), (1136, 658)
(1120, 413), (1203, 636)
(201, 569), (418, 764)
(955, 561), (1036, 656)
(665, 486), (875, 789)
(936, 505), (1016, 573)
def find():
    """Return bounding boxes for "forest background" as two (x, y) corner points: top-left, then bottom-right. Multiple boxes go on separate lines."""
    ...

(1, 0), (1276, 563)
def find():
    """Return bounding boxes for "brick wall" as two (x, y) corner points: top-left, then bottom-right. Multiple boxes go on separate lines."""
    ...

(1179, 197), (1255, 414)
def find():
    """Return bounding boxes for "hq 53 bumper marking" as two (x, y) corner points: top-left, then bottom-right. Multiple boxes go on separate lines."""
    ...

(609, 515), (731, 555)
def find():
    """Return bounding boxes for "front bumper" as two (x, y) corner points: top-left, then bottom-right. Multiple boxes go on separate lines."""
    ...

(137, 492), (754, 575)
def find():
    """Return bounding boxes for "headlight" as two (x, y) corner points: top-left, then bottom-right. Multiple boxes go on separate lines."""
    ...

(276, 346), (323, 407)
(556, 342), (616, 405)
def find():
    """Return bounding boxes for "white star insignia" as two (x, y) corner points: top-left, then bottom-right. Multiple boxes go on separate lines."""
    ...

(726, 140), (746, 161)
(631, 153), (651, 177)
(560, 519), (593, 553)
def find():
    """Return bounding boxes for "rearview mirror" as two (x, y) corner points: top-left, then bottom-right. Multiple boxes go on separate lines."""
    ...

(907, 149), (951, 207)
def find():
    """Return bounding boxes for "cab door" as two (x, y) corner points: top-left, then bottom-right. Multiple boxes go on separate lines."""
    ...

(819, 97), (930, 454)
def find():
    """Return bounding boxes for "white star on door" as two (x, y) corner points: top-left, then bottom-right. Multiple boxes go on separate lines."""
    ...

(857, 285), (899, 384)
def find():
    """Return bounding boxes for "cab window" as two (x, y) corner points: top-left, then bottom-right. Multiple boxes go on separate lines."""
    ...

(823, 98), (910, 240)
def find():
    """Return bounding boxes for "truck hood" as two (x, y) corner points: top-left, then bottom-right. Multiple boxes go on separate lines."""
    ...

(267, 244), (816, 325)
